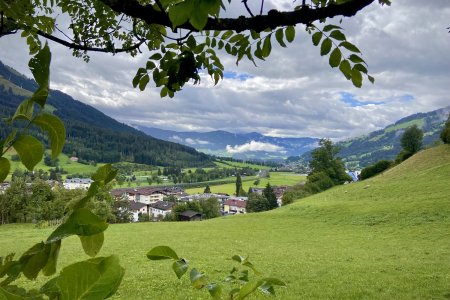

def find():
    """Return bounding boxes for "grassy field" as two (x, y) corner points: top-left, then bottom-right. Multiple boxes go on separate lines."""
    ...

(213, 159), (273, 170)
(4, 150), (103, 179)
(1, 145), (450, 299)
(186, 172), (306, 194)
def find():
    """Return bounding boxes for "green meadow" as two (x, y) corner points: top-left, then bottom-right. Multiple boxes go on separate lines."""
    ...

(186, 172), (306, 194)
(1, 145), (450, 299)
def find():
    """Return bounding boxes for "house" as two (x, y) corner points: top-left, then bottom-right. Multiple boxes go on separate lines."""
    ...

(149, 201), (175, 220)
(129, 201), (148, 222)
(63, 178), (93, 190)
(223, 198), (247, 214)
(178, 210), (202, 221)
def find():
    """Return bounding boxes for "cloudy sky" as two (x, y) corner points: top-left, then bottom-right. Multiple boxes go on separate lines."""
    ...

(0, 0), (449, 141)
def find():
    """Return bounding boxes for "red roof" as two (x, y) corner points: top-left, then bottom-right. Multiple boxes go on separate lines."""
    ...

(224, 199), (247, 208)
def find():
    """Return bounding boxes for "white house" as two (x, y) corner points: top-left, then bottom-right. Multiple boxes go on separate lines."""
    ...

(129, 201), (148, 222)
(149, 201), (174, 220)
(63, 178), (93, 190)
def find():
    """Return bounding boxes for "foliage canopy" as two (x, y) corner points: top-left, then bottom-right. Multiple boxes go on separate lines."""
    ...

(0, 0), (391, 97)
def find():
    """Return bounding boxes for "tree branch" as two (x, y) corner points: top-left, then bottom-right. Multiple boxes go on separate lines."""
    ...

(97, 0), (375, 32)
(37, 30), (145, 53)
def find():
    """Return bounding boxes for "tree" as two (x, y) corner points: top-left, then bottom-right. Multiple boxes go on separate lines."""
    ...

(263, 183), (278, 209)
(0, 0), (389, 99)
(199, 197), (220, 219)
(203, 185), (211, 194)
(308, 139), (351, 186)
(246, 193), (270, 213)
(440, 114), (450, 144)
(235, 173), (243, 196)
(401, 125), (423, 154)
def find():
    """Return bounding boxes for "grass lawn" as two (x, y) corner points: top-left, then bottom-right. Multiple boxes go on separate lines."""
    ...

(1, 145), (450, 299)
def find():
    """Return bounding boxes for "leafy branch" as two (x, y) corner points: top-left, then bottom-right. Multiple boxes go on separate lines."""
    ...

(147, 246), (286, 299)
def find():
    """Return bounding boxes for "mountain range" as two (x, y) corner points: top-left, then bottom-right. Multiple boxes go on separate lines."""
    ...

(133, 125), (320, 161)
(0, 61), (211, 167)
(1, 60), (448, 169)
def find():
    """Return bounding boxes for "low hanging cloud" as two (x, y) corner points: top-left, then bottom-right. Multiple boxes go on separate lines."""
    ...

(226, 141), (285, 154)
(185, 138), (210, 145)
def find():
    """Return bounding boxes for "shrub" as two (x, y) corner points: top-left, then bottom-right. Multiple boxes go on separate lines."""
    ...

(441, 115), (450, 144)
(360, 160), (393, 180)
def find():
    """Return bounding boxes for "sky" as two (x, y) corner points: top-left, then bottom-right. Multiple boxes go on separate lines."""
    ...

(0, 0), (449, 141)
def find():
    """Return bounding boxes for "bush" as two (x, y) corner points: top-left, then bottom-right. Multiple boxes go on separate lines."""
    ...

(441, 115), (450, 144)
(395, 150), (413, 164)
(305, 171), (334, 193)
(360, 160), (393, 180)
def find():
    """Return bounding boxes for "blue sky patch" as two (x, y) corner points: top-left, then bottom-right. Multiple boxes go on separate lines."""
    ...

(340, 92), (385, 107)
(223, 71), (253, 81)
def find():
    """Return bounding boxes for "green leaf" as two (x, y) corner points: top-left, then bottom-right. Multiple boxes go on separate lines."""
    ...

(312, 32), (322, 46)
(168, 2), (192, 28)
(91, 164), (117, 185)
(28, 43), (51, 107)
(52, 255), (124, 300)
(353, 63), (368, 74)
(12, 99), (34, 122)
(146, 246), (179, 260)
(285, 26), (295, 43)
(339, 41), (361, 53)
(237, 279), (262, 299)
(79, 233), (104, 257)
(339, 59), (352, 80)
(189, 9), (208, 30)
(275, 29), (286, 47)
(139, 74), (150, 91)
(368, 74), (375, 84)
(262, 277), (286, 286)
(348, 54), (366, 64)
(329, 47), (342, 68)
(206, 283), (223, 300)
(221, 30), (233, 40)
(261, 35), (272, 58)
(323, 24), (342, 32)
(172, 259), (188, 279)
(42, 240), (61, 276)
(149, 53), (162, 60)
(351, 68), (363, 88)
(33, 114), (66, 159)
(0, 286), (25, 300)
(0, 158), (10, 183)
(19, 241), (61, 280)
(12, 135), (44, 171)
(329, 30), (346, 41)
(46, 208), (109, 243)
(320, 38), (332, 56)
(231, 255), (245, 263)
(190, 268), (207, 289)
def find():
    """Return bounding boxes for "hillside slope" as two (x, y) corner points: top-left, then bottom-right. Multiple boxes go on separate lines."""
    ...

(2, 146), (449, 299)
(0, 61), (212, 167)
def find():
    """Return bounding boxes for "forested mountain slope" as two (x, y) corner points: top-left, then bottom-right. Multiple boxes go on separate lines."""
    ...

(0, 61), (212, 167)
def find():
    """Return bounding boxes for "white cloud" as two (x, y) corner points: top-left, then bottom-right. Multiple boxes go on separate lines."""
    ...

(226, 141), (285, 154)
(184, 138), (210, 145)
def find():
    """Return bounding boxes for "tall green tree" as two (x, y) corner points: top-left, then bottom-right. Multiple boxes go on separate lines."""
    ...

(308, 139), (351, 187)
(246, 193), (270, 213)
(401, 125), (423, 155)
(203, 185), (211, 194)
(263, 183), (278, 209)
(235, 173), (242, 196)
(440, 114), (450, 144)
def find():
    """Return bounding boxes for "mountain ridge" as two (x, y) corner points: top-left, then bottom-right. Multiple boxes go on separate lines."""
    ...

(0, 61), (212, 167)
